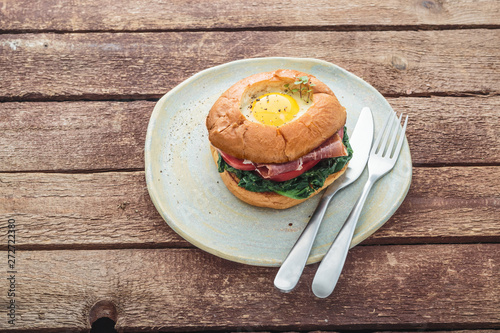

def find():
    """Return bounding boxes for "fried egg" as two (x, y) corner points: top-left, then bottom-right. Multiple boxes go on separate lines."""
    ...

(240, 84), (312, 127)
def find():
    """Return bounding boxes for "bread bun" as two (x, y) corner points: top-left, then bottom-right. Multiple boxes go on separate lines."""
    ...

(206, 69), (346, 164)
(210, 145), (348, 209)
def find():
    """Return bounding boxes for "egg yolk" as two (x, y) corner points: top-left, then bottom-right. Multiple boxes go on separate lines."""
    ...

(251, 93), (299, 127)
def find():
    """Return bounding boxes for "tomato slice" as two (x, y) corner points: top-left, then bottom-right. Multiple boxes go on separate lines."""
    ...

(265, 159), (321, 182)
(219, 151), (256, 171)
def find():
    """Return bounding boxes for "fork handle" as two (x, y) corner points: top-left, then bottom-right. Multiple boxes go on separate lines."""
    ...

(311, 176), (375, 298)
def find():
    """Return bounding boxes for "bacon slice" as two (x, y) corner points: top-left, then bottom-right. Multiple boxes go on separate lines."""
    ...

(301, 132), (347, 161)
(255, 159), (303, 178)
(255, 131), (347, 178)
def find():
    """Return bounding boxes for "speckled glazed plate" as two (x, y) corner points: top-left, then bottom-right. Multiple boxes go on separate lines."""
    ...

(145, 57), (412, 266)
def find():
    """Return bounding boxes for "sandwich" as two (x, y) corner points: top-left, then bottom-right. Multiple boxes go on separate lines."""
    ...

(206, 69), (352, 209)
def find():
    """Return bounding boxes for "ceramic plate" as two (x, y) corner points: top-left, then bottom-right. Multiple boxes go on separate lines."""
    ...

(145, 57), (412, 267)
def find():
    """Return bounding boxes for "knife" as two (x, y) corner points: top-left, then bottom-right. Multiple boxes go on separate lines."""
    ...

(274, 107), (374, 292)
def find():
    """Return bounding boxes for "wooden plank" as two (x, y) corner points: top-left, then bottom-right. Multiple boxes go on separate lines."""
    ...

(1, 96), (499, 172)
(0, 101), (149, 172)
(0, 244), (498, 331)
(366, 166), (500, 244)
(0, 167), (498, 249)
(1, 0), (499, 32)
(0, 30), (499, 100)
(0, 171), (186, 249)
(389, 96), (500, 166)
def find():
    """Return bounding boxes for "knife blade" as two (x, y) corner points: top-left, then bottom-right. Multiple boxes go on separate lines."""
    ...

(274, 107), (374, 292)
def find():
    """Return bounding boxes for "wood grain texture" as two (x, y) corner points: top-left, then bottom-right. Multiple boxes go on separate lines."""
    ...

(1, 96), (499, 172)
(367, 166), (500, 244)
(0, 30), (499, 100)
(390, 96), (500, 166)
(1, 0), (499, 32)
(0, 245), (498, 331)
(1, 167), (498, 249)
(0, 171), (185, 249)
(1, 2), (498, 332)
(0, 101), (149, 172)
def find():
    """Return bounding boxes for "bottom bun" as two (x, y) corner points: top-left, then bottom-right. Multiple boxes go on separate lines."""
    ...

(210, 145), (348, 209)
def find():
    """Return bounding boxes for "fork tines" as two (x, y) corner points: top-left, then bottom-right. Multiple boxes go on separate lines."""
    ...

(373, 112), (409, 159)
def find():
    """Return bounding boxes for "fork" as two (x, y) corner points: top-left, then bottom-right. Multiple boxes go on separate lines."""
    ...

(311, 112), (409, 298)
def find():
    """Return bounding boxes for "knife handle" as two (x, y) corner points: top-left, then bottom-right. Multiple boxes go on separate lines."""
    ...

(311, 177), (375, 298)
(274, 190), (336, 292)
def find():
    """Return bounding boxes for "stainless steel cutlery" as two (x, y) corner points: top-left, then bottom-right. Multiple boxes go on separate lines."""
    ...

(275, 109), (409, 298)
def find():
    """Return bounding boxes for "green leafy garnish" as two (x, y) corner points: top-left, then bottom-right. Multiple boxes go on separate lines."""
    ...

(217, 128), (353, 200)
(288, 76), (315, 102)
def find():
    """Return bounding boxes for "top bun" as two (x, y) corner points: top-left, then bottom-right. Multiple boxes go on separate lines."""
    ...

(206, 69), (346, 164)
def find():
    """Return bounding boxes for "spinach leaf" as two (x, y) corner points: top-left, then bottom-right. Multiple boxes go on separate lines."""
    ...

(217, 128), (353, 199)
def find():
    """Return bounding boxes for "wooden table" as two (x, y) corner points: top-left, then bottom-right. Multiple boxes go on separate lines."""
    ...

(1, 1), (499, 332)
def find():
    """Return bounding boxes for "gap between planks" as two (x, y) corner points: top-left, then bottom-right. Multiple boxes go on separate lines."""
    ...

(1, 24), (500, 35)
(10, 239), (500, 252)
(0, 89), (498, 103)
(1, 163), (500, 175)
